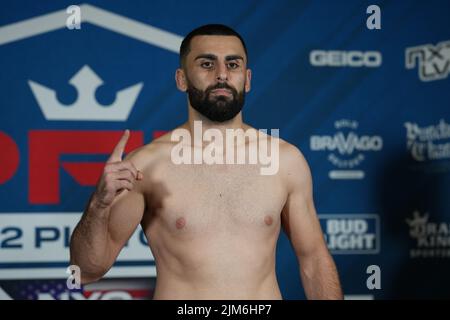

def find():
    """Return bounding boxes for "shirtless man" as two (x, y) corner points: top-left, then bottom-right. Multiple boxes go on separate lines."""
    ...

(69, 24), (343, 300)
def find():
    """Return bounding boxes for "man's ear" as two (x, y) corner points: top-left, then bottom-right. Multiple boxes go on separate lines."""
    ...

(175, 68), (188, 92)
(245, 69), (252, 93)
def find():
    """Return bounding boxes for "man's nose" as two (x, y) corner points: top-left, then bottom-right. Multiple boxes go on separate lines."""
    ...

(216, 62), (228, 82)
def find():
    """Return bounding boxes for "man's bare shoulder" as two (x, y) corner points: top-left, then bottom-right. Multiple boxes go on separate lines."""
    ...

(123, 127), (181, 170)
(277, 138), (312, 191)
(241, 125), (309, 175)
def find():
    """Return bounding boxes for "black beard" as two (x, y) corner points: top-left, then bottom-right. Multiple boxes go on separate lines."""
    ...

(186, 81), (245, 123)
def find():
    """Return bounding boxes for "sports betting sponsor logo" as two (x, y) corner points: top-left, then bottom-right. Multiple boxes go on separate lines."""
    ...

(406, 211), (450, 258)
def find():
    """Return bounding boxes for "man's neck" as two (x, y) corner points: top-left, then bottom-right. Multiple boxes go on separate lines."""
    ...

(186, 107), (247, 135)
(181, 106), (250, 149)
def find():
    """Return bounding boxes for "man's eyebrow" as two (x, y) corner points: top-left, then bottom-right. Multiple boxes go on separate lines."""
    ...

(225, 55), (244, 61)
(194, 54), (245, 62)
(194, 54), (217, 61)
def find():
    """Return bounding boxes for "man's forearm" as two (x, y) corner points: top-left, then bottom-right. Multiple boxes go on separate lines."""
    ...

(70, 130), (141, 283)
(70, 199), (112, 282)
(300, 253), (344, 300)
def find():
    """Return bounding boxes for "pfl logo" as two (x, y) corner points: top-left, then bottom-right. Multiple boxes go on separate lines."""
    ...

(406, 40), (450, 82)
(319, 214), (380, 254)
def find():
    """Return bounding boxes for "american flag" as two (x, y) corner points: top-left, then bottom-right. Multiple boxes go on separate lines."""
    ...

(83, 278), (155, 300)
(0, 278), (155, 300)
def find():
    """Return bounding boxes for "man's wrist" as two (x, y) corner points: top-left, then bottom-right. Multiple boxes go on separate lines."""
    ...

(87, 194), (111, 218)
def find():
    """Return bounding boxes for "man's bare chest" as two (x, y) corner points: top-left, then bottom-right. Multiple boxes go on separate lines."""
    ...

(143, 163), (287, 235)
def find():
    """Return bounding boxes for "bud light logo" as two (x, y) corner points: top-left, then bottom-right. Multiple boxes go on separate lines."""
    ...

(319, 214), (380, 254)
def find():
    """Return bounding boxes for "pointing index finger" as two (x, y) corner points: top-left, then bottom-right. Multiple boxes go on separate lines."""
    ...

(108, 129), (130, 163)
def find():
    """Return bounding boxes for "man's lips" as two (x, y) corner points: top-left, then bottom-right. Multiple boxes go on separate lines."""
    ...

(210, 88), (232, 96)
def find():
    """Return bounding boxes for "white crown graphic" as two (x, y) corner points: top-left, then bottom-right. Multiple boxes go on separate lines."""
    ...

(405, 210), (429, 227)
(28, 65), (143, 121)
(0, 4), (183, 122)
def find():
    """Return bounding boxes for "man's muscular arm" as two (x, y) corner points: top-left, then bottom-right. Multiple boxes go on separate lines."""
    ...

(70, 130), (145, 284)
(281, 143), (343, 300)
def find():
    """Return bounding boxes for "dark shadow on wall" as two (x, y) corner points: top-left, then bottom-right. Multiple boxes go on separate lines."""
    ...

(375, 152), (450, 299)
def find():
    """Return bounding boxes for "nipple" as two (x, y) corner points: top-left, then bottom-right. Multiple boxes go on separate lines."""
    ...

(176, 217), (186, 229)
(264, 215), (273, 226)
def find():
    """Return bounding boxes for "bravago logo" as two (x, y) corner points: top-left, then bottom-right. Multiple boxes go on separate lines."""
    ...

(406, 211), (450, 258)
(404, 119), (450, 162)
(310, 119), (383, 180)
(319, 214), (380, 254)
(406, 40), (450, 82)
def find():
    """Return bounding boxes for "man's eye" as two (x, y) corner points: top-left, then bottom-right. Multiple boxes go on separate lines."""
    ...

(228, 62), (239, 69)
(201, 61), (213, 68)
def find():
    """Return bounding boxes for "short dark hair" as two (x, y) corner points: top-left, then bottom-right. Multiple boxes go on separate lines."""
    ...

(179, 24), (248, 68)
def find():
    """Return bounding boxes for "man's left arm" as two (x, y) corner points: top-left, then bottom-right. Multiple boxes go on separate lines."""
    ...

(280, 144), (343, 300)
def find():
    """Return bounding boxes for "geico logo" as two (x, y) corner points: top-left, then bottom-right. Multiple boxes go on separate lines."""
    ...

(326, 219), (368, 234)
(310, 50), (382, 67)
(310, 133), (383, 153)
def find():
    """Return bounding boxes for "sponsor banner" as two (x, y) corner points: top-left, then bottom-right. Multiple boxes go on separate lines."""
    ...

(405, 119), (450, 162)
(0, 213), (155, 279)
(406, 211), (450, 258)
(319, 214), (380, 254)
(310, 119), (383, 180)
(405, 40), (450, 82)
(310, 50), (382, 67)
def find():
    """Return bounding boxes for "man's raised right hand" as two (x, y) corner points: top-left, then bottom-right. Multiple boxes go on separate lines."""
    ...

(92, 130), (143, 209)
